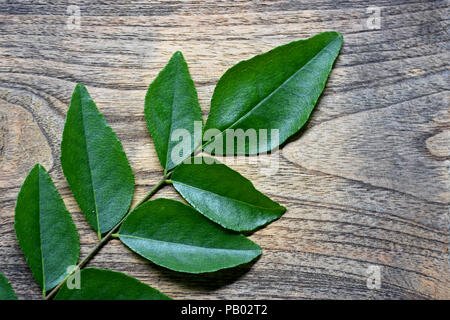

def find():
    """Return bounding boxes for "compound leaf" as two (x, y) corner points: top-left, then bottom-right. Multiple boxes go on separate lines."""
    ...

(14, 164), (79, 296)
(118, 199), (261, 273)
(61, 84), (135, 236)
(145, 51), (203, 172)
(204, 31), (343, 154)
(171, 157), (285, 231)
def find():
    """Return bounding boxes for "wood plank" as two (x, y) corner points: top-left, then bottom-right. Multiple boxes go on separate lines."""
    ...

(0, 0), (448, 299)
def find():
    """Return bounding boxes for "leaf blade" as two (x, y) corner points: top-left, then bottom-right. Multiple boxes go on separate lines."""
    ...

(61, 84), (135, 234)
(118, 198), (262, 273)
(54, 268), (171, 300)
(171, 157), (285, 231)
(145, 51), (203, 171)
(204, 31), (343, 154)
(0, 273), (18, 300)
(14, 164), (80, 295)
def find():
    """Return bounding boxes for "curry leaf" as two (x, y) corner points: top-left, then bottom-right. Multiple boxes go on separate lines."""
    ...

(61, 84), (135, 236)
(204, 31), (343, 155)
(54, 268), (171, 300)
(171, 157), (285, 231)
(145, 51), (203, 172)
(0, 273), (17, 300)
(14, 164), (79, 296)
(118, 198), (262, 273)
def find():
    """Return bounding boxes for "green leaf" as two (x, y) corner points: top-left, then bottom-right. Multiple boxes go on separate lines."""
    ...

(0, 273), (17, 300)
(171, 157), (285, 231)
(61, 84), (135, 236)
(54, 268), (171, 300)
(204, 31), (343, 155)
(118, 198), (262, 273)
(14, 164), (79, 296)
(145, 51), (203, 172)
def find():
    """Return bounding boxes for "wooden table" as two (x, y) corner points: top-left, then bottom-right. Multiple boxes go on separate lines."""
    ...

(0, 0), (448, 299)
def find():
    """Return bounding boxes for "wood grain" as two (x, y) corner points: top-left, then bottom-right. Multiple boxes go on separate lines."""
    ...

(0, 0), (448, 299)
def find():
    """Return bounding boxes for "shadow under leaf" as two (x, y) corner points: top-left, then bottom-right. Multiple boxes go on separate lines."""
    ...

(151, 257), (260, 292)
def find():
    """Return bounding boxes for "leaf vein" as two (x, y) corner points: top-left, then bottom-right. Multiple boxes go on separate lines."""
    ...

(204, 35), (341, 147)
(119, 233), (257, 253)
(173, 180), (284, 212)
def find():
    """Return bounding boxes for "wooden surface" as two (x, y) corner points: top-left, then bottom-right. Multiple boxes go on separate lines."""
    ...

(0, 0), (448, 300)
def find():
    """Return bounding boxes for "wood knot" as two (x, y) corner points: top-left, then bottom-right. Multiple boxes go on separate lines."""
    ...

(426, 131), (450, 157)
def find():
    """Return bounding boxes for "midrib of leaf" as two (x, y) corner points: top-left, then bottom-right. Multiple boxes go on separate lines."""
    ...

(37, 168), (46, 297)
(79, 96), (101, 238)
(119, 233), (257, 253)
(203, 36), (340, 149)
(173, 180), (284, 212)
(164, 59), (181, 172)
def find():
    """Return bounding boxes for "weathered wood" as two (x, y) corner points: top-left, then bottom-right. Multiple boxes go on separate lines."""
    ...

(0, 0), (448, 299)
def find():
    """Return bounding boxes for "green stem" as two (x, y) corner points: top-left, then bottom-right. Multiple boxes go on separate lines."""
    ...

(44, 177), (168, 300)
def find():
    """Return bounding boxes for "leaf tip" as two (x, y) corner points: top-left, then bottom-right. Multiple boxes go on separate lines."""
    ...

(254, 243), (263, 257)
(74, 83), (86, 90)
(173, 50), (183, 57)
(32, 163), (43, 172)
(329, 31), (344, 43)
(171, 50), (186, 63)
(26, 163), (47, 179)
(73, 83), (89, 97)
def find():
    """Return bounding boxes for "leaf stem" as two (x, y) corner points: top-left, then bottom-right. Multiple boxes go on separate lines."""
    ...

(44, 176), (168, 300)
